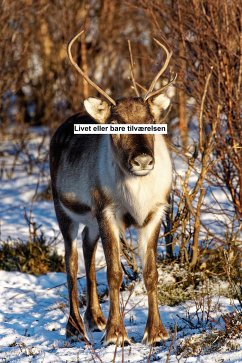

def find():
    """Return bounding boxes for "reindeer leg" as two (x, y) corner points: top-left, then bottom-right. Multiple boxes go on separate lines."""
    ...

(55, 205), (89, 343)
(138, 211), (169, 345)
(97, 210), (130, 346)
(82, 226), (106, 332)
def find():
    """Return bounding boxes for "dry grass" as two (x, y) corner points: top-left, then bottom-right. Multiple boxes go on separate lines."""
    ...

(0, 238), (64, 275)
(157, 261), (241, 307)
(177, 311), (242, 358)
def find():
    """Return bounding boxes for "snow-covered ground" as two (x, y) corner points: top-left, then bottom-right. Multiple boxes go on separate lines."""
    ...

(0, 128), (241, 362)
(1, 270), (241, 362)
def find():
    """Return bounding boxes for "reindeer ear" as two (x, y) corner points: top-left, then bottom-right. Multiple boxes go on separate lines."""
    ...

(148, 93), (171, 123)
(84, 97), (111, 123)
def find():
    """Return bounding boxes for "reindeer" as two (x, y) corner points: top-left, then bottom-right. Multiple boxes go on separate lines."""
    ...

(49, 31), (174, 346)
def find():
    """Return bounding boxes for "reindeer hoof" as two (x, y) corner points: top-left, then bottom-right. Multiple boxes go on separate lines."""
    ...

(102, 323), (131, 346)
(142, 324), (169, 345)
(84, 309), (106, 332)
(66, 319), (90, 344)
(103, 334), (131, 347)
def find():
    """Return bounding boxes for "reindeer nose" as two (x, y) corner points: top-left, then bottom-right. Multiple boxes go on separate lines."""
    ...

(131, 154), (154, 169)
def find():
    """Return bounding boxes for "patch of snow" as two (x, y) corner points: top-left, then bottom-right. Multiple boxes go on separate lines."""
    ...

(0, 271), (241, 362)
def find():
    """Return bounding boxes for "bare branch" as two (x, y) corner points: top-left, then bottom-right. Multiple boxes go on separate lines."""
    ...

(198, 66), (213, 153)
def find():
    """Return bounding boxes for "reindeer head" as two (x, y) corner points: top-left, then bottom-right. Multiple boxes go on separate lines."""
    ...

(68, 31), (175, 176)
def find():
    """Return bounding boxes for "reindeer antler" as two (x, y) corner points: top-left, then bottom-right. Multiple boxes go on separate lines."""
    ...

(67, 30), (116, 106)
(128, 40), (141, 97)
(144, 38), (176, 102)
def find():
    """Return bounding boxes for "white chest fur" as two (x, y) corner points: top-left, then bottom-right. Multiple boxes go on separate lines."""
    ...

(115, 135), (172, 226)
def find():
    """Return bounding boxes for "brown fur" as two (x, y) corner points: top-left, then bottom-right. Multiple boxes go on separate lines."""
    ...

(54, 204), (89, 342)
(142, 221), (169, 343)
(113, 98), (153, 124)
(91, 187), (113, 216)
(60, 193), (91, 214)
(82, 227), (106, 332)
(110, 133), (154, 176)
(123, 204), (163, 229)
(122, 212), (137, 228)
(97, 211), (130, 345)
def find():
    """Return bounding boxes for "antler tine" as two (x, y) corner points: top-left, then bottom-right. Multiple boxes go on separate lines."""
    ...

(128, 40), (140, 97)
(144, 38), (173, 102)
(67, 30), (116, 106)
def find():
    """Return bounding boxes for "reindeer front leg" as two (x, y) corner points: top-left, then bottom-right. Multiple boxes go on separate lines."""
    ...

(138, 211), (169, 345)
(97, 209), (130, 346)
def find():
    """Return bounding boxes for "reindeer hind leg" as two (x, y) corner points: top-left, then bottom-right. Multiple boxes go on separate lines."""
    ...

(55, 205), (89, 343)
(82, 224), (106, 332)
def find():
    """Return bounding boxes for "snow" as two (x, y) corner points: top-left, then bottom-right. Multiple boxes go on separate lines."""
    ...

(1, 271), (241, 362)
(0, 127), (241, 362)
(0, 271), (241, 362)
